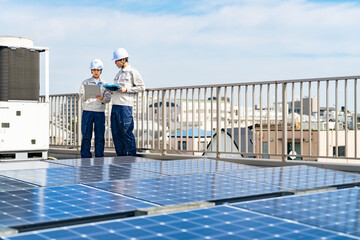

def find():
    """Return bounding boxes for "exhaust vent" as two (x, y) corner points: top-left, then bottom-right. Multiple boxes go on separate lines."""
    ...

(0, 47), (40, 101)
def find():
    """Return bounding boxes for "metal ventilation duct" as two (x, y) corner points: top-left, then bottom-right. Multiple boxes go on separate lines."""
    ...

(0, 37), (40, 101)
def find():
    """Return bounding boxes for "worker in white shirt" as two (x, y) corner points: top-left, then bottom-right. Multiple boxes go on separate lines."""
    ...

(79, 59), (111, 158)
(110, 48), (145, 156)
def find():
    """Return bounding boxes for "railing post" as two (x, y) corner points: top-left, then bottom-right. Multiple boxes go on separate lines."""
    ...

(216, 87), (221, 158)
(282, 83), (288, 162)
(77, 95), (82, 151)
(45, 76), (360, 161)
(135, 93), (139, 149)
(162, 90), (167, 155)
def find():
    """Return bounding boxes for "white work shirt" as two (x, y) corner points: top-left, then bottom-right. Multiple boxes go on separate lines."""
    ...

(79, 77), (111, 112)
(111, 64), (145, 106)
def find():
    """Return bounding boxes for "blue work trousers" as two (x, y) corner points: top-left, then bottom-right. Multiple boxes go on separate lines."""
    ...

(111, 105), (136, 156)
(81, 110), (105, 158)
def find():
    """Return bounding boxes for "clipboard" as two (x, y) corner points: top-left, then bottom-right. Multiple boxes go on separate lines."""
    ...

(85, 85), (101, 98)
(103, 84), (121, 92)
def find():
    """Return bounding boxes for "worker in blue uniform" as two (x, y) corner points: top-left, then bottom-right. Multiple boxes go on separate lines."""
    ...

(110, 48), (145, 156)
(79, 59), (111, 158)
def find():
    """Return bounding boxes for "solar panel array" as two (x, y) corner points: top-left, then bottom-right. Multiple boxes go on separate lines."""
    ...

(3, 205), (356, 240)
(218, 165), (360, 191)
(0, 157), (360, 239)
(0, 184), (156, 230)
(124, 159), (258, 175)
(0, 167), (78, 187)
(0, 175), (37, 192)
(233, 187), (360, 238)
(45, 156), (161, 167)
(46, 157), (258, 175)
(87, 173), (291, 205)
(0, 164), (165, 187)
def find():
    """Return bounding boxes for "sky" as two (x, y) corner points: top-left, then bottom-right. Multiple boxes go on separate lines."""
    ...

(1, 0), (360, 94)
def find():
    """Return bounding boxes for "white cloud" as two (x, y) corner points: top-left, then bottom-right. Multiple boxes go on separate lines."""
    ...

(0, 0), (360, 94)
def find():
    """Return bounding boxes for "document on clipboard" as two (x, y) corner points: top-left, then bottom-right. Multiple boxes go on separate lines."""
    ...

(85, 85), (101, 98)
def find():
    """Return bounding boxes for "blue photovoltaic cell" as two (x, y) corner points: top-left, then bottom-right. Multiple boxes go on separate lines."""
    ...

(219, 165), (360, 191)
(115, 159), (258, 176)
(0, 184), (155, 229)
(45, 157), (257, 176)
(0, 175), (37, 192)
(0, 167), (77, 187)
(88, 173), (291, 205)
(0, 161), (69, 171)
(233, 187), (360, 238)
(44, 156), (161, 167)
(3, 205), (356, 240)
(74, 165), (165, 183)
(0, 165), (164, 187)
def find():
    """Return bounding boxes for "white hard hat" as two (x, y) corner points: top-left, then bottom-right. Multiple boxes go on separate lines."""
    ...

(112, 48), (129, 61)
(89, 59), (103, 70)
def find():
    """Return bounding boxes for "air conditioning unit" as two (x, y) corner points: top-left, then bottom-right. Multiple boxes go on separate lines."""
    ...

(0, 36), (50, 160)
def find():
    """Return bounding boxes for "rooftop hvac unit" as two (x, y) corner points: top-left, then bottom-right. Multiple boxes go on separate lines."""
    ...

(0, 46), (39, 101)
(0, 36), (50, 160)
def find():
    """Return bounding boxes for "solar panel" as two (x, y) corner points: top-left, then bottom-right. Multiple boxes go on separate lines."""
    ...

(1, 157), (359, 239)
(0, 167), (77, 187)
(0, 165), (165, 187)
(87, 173), (292, 205)
(0, 184), (156, 231)
(116, 159), (258, 176)
(233, 187), (360, 238)
(0, 175), (37, 192)
(45, 157), (257, 176)
(74, 165), (165, 183)
(44, 156), (161, 167)
(0, 161), (67, 171)
(3, 205), (356, 240)
(40, 158), (258, 182)
(218, 165), (360, 192)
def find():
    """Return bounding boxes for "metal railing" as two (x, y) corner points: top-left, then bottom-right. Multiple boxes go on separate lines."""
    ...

(42, 75), (360, 162)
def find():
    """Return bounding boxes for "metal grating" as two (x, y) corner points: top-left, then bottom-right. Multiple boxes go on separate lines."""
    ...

(0, 47), (39, 101)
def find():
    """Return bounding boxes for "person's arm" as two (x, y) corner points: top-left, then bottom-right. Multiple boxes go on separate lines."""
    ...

(126, 69), (145, 93)
(101, 90), (112, 103)
(79, 82), (86, 101)
(97, 83), (112, 103)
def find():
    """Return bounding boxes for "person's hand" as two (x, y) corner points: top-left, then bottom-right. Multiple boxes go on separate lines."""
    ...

(96, 95), (103, 101)
(120, 87), (127, 93)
